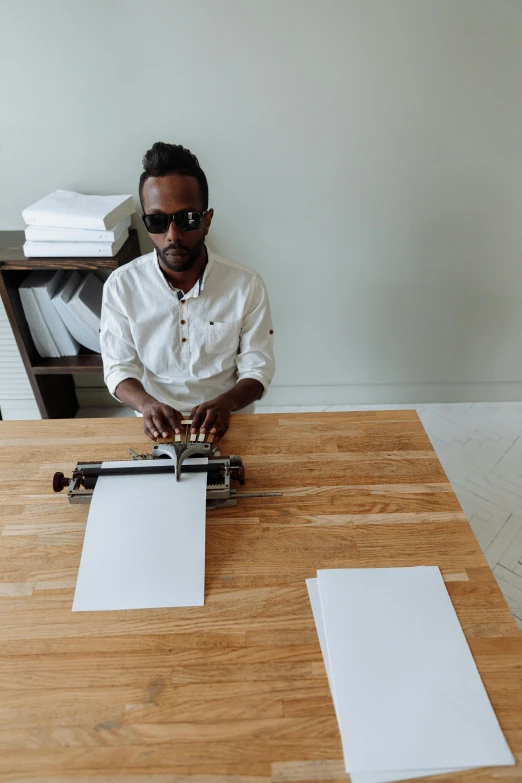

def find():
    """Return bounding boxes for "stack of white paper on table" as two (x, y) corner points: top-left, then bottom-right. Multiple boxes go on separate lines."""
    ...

(22, 190), (134, 257)
(73, 459), (208, 611)
(306, 567), (514, 783)
(19, 269), (103, 357)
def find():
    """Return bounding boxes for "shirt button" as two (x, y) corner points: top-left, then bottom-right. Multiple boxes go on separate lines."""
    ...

(181, 337), (187, 342)
(180, 300), (186, 304)
(180, 320), (186, 325)
(269, 330), (274, 334)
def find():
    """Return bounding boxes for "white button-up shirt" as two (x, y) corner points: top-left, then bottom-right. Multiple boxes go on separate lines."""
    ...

(100, 248), (275, 413)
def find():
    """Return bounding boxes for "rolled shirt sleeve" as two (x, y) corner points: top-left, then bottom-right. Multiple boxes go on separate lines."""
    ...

(235, 275), (275, 397)
(100, 278), (144, 400)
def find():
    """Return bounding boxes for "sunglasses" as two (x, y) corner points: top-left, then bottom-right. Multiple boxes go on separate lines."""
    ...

(141, 210), (208, 234)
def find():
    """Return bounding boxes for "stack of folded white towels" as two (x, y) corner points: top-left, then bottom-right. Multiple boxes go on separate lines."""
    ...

(22, 189), (135, 257)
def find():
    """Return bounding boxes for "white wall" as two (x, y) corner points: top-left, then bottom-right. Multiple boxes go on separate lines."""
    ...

(1, 0), (522, 405)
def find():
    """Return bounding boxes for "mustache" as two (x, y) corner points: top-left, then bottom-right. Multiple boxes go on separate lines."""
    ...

(164, 242), (189, 253)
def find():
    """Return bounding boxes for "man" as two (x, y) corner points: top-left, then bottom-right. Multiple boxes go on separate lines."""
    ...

(100, 141), (275, 442)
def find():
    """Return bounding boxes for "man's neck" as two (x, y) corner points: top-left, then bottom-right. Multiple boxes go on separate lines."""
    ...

(159, 246), (208, 294)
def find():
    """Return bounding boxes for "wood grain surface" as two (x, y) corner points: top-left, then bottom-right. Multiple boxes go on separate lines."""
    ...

(0, 411), (520, 782)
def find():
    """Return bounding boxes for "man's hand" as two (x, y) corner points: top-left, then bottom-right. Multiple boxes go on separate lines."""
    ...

(140, 401), (184, 441)
(190, 394), (236, 442)
(189, 380), (265, 441)
(113, 379), (183, 440)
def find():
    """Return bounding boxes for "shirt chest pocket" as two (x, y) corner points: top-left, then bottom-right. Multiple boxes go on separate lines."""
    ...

(204, 319), (242, 354)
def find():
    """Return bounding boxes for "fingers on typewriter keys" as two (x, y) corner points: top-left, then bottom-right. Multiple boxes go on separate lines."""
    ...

(180, 419), (192, 443)
(177, 419), (213, 444)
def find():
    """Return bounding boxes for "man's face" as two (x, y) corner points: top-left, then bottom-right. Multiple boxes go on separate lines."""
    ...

(141, 174), (213, 273)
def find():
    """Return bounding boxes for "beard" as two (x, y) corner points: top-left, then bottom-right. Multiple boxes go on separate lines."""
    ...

(156, 234), (206, 273)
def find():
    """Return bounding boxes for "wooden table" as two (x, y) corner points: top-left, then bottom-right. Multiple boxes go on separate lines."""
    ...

(0, 411), (520, 782)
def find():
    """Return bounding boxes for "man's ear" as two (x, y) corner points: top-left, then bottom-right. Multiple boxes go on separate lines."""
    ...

(204, 208), (214, 236)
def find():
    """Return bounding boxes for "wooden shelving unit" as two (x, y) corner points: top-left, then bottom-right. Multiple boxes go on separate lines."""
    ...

(0, 229), (141, 418)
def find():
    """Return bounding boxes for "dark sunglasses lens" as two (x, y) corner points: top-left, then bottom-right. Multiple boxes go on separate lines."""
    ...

(143, 211), (204, 233)
(144, 214), (169, 233)
(174, 211), (202, 232)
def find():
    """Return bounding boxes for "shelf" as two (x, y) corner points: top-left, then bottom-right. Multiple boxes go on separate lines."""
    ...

(0, 229), (141, 270)
(0, 229), (142, 418)
(32, 353), (103, 375)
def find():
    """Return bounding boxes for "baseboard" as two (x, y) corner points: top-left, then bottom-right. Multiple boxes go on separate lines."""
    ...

(75, 388), (121, 407)
(0, 404), (41, 420)
(76, 382), (522, 409)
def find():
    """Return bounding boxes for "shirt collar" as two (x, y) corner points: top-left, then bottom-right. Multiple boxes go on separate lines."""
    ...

(153, 246), (214, 300)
